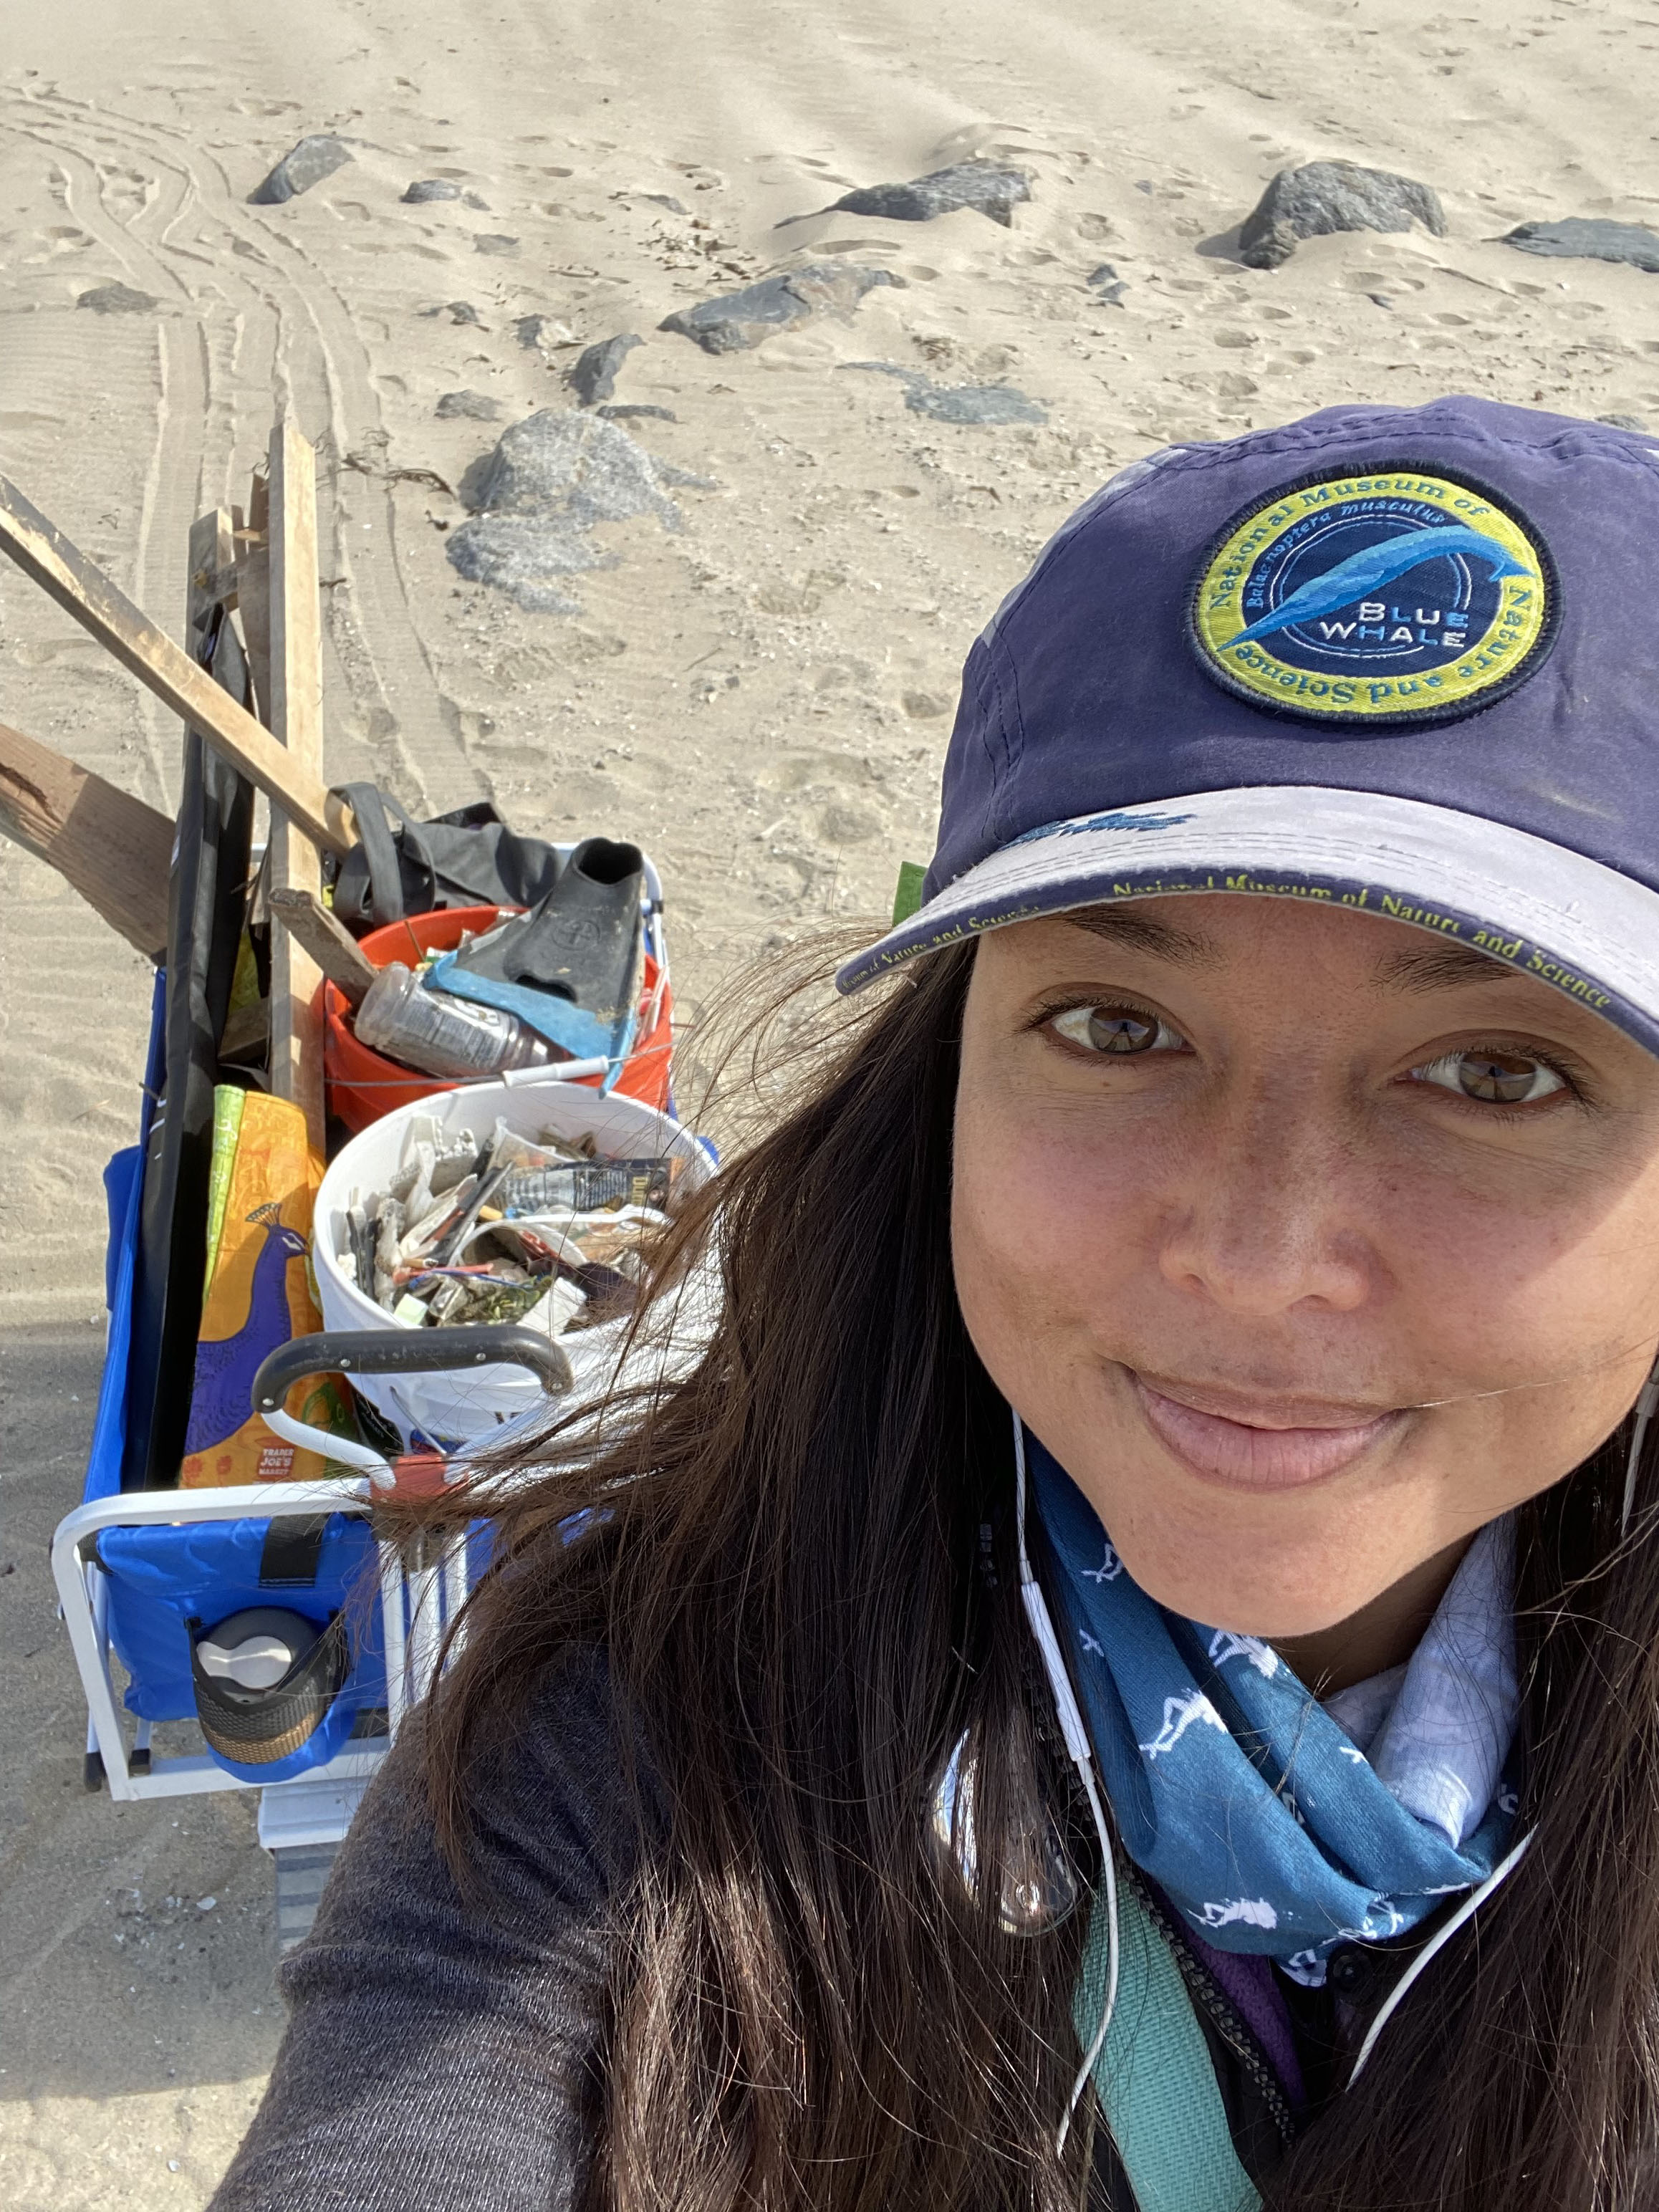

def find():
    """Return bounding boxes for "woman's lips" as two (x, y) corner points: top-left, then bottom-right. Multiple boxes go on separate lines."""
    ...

(1131, 1374), (1406, 1491)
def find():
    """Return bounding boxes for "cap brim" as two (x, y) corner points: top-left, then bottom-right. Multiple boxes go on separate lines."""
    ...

(837, 786), (1659, 1057)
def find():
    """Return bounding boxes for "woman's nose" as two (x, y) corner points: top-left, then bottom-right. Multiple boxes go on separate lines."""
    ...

(1155, 1092), (1376, 1317)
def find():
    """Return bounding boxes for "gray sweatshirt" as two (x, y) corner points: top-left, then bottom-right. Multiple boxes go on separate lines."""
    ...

(211, 1651), (641, 2211)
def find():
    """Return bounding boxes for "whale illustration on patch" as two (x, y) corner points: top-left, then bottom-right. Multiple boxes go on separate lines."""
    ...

(1188, 463), (1557, 726)
(1228, 524), (1529, 646)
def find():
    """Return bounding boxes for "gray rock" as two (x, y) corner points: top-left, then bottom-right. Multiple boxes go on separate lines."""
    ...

(1237, 160), (1446, 270)
(569, 332), (643, 405)
(446, 408), (692, 613)
(910, 382), (1045, 426)
(436, 389), (502, 420)
(1502, 218), (1659, 273)
(463, 191), (491, 211)
(599, 403), (677, 422)
(845, 360), (1047, 426)
(446, 514), (599, 613)
(431, 299), (484, 326)
(826, 160), (1033, 229)
(640, 192), (688, 213)
(660, 262), (902, 354)
(403, 178), (460, 203)
(473, 234), (519, 256)
(464, 408), (678, 517)
(77, 282), (158, 314)
(249, 134), (352, 206)
(1087, 261), (1127, 304)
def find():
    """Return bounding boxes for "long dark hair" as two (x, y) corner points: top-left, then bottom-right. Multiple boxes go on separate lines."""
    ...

(420, 934), (1659, 2211)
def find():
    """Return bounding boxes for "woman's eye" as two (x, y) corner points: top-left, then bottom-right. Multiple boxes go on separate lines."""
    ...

(1049, 1004), (1187, 1057)
(1410, 1048), (1567, 1107)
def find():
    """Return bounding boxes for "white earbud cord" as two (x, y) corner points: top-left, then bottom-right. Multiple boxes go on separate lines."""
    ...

(1014, 1365), (1659, 2122)
(1011, 1413), (1120, 2157)
(1347, 1829), (1533, 2082)
(1352, 1365), (1659, 2082)
(1622, 1365), (1659, 1537)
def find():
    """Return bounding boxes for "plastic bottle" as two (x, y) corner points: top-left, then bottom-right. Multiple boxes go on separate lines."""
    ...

(353, 962), (564, 1080)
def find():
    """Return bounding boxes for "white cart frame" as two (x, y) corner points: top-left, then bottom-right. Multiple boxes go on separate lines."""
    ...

(52, 1477), (468, 1893)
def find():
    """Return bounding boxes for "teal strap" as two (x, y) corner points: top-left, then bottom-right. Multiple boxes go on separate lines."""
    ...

(1074, 1881), (1261, 2212)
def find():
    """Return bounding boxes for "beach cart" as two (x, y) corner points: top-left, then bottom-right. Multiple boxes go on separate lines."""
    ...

(50, 1102), (569, 1939)
(11, 417), (692, 1944)
(48, 887), (690, 1943)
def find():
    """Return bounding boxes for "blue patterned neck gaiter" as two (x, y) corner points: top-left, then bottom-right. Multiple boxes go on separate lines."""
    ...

(1032, 1441), (1519, 1983)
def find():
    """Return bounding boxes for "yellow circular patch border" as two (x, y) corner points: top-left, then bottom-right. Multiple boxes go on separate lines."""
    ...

(1188, 463), (1558, 726)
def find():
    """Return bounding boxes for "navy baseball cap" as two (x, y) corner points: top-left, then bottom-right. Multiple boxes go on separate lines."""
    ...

(837, 396), (1659, 1057)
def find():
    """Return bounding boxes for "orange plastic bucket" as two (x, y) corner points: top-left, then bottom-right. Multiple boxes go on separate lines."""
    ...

(322, 904), (674, 1135)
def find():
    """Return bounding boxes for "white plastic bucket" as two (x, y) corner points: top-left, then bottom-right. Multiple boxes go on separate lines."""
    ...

(313, 1075), (716, 1450)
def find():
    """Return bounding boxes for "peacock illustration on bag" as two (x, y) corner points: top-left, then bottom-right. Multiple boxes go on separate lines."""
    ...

(180, 1090), (357, 1486)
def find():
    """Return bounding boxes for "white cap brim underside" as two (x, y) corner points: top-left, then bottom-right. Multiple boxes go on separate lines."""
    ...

(837, 787), (1659, 1052)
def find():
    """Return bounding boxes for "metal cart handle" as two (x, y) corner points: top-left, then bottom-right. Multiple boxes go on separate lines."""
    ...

(253, 1325), (575, 1411)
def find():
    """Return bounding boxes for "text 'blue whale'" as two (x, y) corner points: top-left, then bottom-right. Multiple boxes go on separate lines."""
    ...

(1229, 526), (1529, 647)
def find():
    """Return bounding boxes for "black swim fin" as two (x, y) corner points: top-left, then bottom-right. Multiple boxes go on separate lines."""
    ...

(430, 837), (646, 1061)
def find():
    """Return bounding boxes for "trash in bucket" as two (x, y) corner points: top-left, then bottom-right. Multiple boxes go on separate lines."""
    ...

(346, 1116), (685, 1337)
(313, 1074), (716, 1448)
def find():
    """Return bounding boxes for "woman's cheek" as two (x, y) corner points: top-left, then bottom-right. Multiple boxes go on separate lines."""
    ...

(951, 1090), (1155, 1386)
(1383, 1158), (1647, 1398)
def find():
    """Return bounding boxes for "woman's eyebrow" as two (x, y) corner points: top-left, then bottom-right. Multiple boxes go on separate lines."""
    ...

(1372, 941), (1515, 994)
(1063, 907), (1218, 963)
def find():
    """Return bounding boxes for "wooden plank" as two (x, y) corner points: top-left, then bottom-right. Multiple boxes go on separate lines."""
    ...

(0, 715), (172, 958)
(269, 887), (377, 1007)
(0, 471), (352, 857)
(234, 473), (271, 725)
(186, 507), (235, 662)
(266, 418), (327, 1148)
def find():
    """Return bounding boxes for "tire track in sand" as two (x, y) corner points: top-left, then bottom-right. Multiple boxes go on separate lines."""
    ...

(4, 85), (208, 808)
(6, 84), (477, 811)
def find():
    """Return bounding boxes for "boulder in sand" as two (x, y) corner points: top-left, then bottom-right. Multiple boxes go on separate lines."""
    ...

(824, 159), (1032, 229)
(661, 262), (901, 353)
(77, 282), (158, 314)
(249, 134), (352, 206)
(1087, 262), (1127, 304)
(446, 408), (705, 614)
(845, 360), (1046, 425)
(569, 332), (643, 405)
(1502, 218), (1659, 274)
(1237, 160), (1446, 269)
(403, 178), (461, 203)
(436, 390), (501, 420)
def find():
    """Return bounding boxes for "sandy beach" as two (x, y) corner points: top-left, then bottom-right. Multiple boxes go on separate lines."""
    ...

(6, 0), (1659, 2198)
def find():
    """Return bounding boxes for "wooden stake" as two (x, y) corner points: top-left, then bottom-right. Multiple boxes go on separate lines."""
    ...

(234, 473), (271, 724)
(269, 888), (377, 1007)
(0, 471), (352, 857)
(0, 715), (172, 958)
(266, 418), (327, 1148)
(186, 506), (236, 665)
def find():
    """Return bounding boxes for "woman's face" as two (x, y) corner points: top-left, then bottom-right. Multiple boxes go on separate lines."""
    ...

(952, 895), (1659, 1639)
